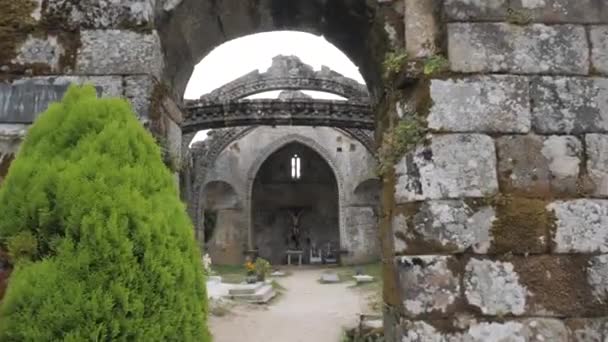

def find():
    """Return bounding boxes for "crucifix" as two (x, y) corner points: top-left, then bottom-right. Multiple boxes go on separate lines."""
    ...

(287, 208), (304, 250)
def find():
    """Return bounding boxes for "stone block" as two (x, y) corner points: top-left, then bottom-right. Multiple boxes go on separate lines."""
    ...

(401, 319), (567, 341)
(520, 318), (568, 342)
(445, 0), (608, 23)
(513, 255), (605, 316)
(0, 124), (27, 183)
(490, 196), (551, 255)
(125, 76), (154, 124)
(429, 76), (531, 133)
(404, 0), (439, 57)
(587, 134), (608, 197)
(396, 256), (460, 316)
(76, 30), (163, 78)
(566, 318), (607, 342)
(0, 76), (123, 123)
(464, 259), (528, 316)
(531, 77), (608, 134)
(510, 0), (608, 23)
(549, 200), (608, 253)
(12, 35), (64, 72)
(587, 255), (608, 304)
(395, 134), (498, 202)
(444, 0), (507, 21)
(393, 201), (494, 254)
(591, 26), (608, 74)
(448, 23), (589, 75)
(496, 135), (582, 196)
(43, 0), (155, 29)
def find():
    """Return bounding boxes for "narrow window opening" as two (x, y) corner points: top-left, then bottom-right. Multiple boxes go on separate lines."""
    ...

(290, 154), (301, 180)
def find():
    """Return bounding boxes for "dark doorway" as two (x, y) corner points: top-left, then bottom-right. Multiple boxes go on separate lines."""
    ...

(252, 143), (339, 264)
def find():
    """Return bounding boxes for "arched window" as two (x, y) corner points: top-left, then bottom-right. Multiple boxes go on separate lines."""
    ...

(290, 154), (301, 180)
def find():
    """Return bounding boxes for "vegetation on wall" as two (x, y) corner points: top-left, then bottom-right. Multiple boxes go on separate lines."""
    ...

(377, 114), (427, 177)
(506, 7), (533, 25)
(382, 49), (408, 81)
(423, 55), (449, 76)
(0, 85), (210, 341)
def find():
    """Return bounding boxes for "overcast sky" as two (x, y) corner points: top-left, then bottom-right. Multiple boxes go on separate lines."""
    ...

(185, 31), (365, 144)
(184, 31), (365, 99)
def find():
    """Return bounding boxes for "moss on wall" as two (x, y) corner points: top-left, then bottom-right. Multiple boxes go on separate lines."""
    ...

(489, 195), (555, 255)
(0, 0), (38, 66)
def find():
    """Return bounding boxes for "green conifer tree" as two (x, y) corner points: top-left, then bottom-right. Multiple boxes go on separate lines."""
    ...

(0, 85), (210, 341)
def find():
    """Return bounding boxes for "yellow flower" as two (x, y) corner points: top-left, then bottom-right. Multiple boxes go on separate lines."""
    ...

(245, 261), (255, 272)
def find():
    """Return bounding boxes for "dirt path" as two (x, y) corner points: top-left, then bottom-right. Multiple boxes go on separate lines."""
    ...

(209, 268), (369, 342)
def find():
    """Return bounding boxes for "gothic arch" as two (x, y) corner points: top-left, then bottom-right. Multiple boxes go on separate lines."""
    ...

(245, 134), (347, 252)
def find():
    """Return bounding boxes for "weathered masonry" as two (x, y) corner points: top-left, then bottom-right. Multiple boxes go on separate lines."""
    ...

(1, 0), (607, 341)
(187, 56), (380, 266)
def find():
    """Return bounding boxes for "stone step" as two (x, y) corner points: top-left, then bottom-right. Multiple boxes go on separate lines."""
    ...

(229, 284), (276, 304)
(228, 282), (264, 296)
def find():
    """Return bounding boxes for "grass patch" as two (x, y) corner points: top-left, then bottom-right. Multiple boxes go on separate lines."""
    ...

(337, 263), (382, 286)
(212, 265), (246, 284)
(336, 263), (383, 313)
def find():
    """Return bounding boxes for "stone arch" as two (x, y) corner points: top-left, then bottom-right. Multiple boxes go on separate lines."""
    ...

(352, 178), (382, 206)
(158, 1), (389, 100)
(245, 134), (346, 252)
(201, 180), (240, 210)
(197, 55), (370, 102)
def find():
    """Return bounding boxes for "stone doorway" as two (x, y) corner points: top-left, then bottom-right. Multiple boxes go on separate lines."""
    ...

(251, 142), (340, 265)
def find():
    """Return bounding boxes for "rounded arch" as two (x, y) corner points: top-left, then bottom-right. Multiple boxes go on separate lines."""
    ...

(245, 134), (346, 251)
(353, 178), (382, 206)
(158, 1), (389, 100)
(201, 180), (241, 210)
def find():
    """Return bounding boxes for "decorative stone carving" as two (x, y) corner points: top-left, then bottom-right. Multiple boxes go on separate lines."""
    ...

(199, 55), (369, 102)
(183, 99), (373, 132)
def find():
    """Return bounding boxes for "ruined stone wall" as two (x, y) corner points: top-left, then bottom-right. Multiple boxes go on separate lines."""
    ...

(381, 0), (608, 340)
(201, 126), (379, 265)
(0, 1), (184, 185)
(1, 0), (606, 339)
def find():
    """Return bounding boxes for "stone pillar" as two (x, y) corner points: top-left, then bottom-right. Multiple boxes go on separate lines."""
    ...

(382, 0), (608, 340)
(404, 0), (440, 57)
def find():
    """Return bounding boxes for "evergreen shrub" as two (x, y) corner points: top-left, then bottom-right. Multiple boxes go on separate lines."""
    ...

(0, 85), (210, 341)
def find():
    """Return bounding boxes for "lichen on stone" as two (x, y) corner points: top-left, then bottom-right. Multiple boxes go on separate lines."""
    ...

(464, 258), (528, 316)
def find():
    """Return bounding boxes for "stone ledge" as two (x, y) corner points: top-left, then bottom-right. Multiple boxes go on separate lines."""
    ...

(448, 23), (589, 75)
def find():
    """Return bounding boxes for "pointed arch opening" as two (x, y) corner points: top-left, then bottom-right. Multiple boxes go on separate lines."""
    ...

(251, 142), (340, 265)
